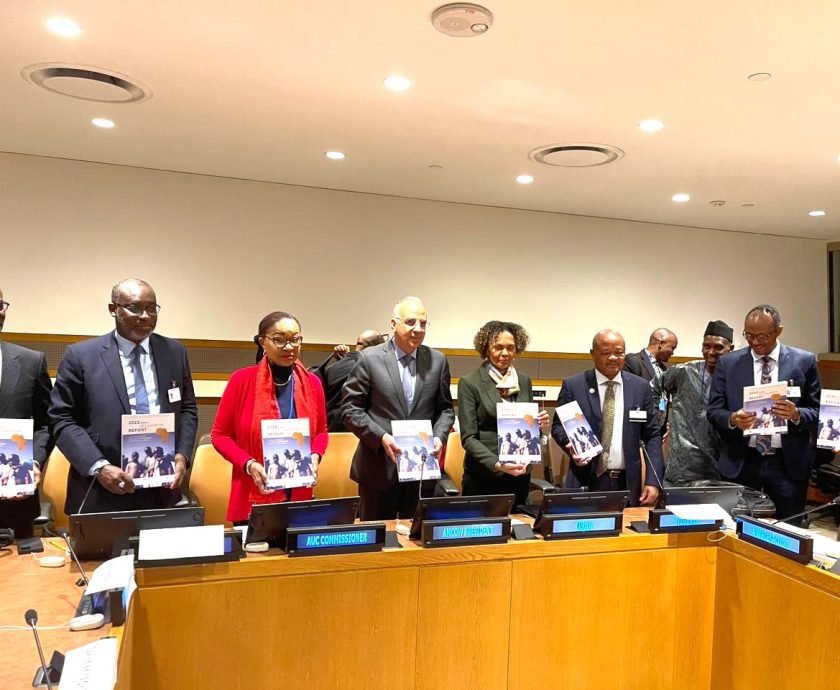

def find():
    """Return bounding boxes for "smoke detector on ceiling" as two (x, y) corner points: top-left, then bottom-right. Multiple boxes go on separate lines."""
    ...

(21, 63), (151, 103)
(529, 144), (624, 168)
(432, 3), (493, 37)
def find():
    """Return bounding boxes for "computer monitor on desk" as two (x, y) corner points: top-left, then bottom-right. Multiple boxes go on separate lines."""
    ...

(70, 506), (205, 560)
(533, 490), (629, 530)
(409, 494), (514, 539)
(665, 485), (743, 513)
(246, 497), (360, 548)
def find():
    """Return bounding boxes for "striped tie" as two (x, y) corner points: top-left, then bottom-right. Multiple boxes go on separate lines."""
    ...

(595, 381), (617, 477)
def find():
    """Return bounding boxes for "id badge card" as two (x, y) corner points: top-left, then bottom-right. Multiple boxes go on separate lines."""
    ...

(629, 409), (647, 422)
(168, 386), (182, 403)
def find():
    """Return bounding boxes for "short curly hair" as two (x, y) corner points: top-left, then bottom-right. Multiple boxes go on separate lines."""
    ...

(473, 320), (530, 358)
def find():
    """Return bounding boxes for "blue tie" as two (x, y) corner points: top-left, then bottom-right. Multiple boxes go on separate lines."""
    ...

(401, 355), (415, 411)
(131, 345), (150, 414)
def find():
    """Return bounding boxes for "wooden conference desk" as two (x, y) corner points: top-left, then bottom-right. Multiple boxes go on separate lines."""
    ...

(114, 514), (840, 690)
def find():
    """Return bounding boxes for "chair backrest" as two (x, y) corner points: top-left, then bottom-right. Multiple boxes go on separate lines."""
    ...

(442, 431), (466, 493)
(315, 433), (360, 499)
(188, 444), (233, 527)
(41, 447), (71, 532)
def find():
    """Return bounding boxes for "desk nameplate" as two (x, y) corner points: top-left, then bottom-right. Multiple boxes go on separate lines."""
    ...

(541, 511), (623, 540)
(735, 516), (814, 564)
(419, 517), (511, 548)
(648, 509), (723, 534)
(286, 522), (386, 557)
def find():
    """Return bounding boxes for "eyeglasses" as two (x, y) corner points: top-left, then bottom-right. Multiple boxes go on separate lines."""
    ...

(742, 330), (775, 343)
(0, 300), (9, 313)
(265, 335), (303, 349)
(394, 318), (429, 331)
(114, 302), (162, 316)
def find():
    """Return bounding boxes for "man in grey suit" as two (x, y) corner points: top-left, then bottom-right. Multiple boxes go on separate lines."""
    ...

(342, 297), (455, 520)
(0, 288), (53, 538)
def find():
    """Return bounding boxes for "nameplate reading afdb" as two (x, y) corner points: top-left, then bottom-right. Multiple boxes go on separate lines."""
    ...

(735, 516), (814, 564)
(540, 511), (623, 540)
(286, 523), (387, 557)
(420, 517), (511, 548)
(648, 509), (723, 534)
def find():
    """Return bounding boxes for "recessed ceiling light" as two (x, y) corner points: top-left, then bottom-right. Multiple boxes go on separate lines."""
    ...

(808, 210), (826, 217)
(325, 151), (346, 160)
(638, 119), (665, 133)
(742, 203), (756, 207)
(383, 75), (411, 92)
(672, 193), (690, 203)
(747, 72), (772, 82)
(46, 17), (82, 37)
(91, 118), (115, 129)
(515, 174), (534, 185)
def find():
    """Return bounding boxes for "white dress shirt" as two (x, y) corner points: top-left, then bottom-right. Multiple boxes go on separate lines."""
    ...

(595, 369), (624, 469)
(114, 332), (160, 414)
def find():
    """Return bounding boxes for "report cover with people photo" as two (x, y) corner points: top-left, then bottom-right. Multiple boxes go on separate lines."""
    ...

(392, 419), (440, 482)
(0, 418), (36, 498)
(742, 382), (788, 436)
(556, 400), (604, 461)
(120, 413), (177, 488)
(496, 402), (542, 464)
(261, 418), (316, 490)
(817, 389), (840, 450)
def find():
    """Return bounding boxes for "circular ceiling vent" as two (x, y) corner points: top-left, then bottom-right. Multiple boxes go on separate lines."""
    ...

(528, 144), (624, 168)
(21, 63), (151, 103)
(432, 4), (493, 37)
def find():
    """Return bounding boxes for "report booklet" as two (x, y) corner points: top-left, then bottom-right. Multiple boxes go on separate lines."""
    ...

(121, 413), (177, 488)
(556, 400), (603, 461)
(0, 418), (36, 498)
(742, 382), (788, 436)
(496, 402), (542, 464)
(261, 418), (316, 490)
(817, 389), (840, 450)
(392, 419), (441, 482)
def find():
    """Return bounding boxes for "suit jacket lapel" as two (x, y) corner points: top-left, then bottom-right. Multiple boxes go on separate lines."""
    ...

(101, 333), (131, 414)
(150, 335), (171, 413)
(411, 346), (430, 413)
(777, 344), (792, 384)
(641, 350), (656, 380)
(0, 342), (21, 416)
(383, 341), (409, 417)
(584, 369), (603, 433)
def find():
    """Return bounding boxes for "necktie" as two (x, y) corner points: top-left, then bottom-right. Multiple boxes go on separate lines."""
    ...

(596, 381), (617, 477)
(400, 355), (415, 411)
(756, 356), (773, 455)
(131, 345), (150, 414)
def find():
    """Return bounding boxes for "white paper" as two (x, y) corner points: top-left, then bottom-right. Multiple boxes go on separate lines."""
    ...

(138, 524), (224, 561)
(84, 554), (135, 595)
(59, 637), (118, 690)
(496, 402), (542, 464)
(666, 503), (731, 522)
(773, 521), (840, 559)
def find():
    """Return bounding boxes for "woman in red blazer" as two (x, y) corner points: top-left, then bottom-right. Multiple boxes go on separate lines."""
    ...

(211, 311), (328, 523)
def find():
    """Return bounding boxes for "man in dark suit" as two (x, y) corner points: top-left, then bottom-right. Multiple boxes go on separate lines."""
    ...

(624, 328), (678, 382)
(708, 305), (820, 521)
(551, 329), (664, 506)
(49, 278), (198, 514)
(0, 288), (53, 538)
(341, 296), (455, 520)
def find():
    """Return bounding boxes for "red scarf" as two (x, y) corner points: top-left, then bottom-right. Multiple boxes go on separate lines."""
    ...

(248, 358), (318, 506)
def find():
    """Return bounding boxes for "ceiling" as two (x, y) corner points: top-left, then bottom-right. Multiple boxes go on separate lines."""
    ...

(3, 1), (840, 239)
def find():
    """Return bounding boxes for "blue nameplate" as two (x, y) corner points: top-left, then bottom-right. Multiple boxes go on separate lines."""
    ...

(420, 517), (511, 548)
(286, 522), (386, 557)
(541, 511), (623, 540)
(648, 509), (723, 533)
(736, 516), (814, 564)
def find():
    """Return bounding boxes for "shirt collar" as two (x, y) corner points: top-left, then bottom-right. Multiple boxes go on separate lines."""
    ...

(394, 343), (417, 361)
(751, 341), (781, 363)
(594, 369), (622, 386)
(115, 331), (151, 356)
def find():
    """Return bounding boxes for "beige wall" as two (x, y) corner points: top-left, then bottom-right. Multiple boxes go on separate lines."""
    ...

(0, 151), (828, 355)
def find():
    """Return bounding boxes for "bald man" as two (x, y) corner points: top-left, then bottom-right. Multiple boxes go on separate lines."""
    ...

(624, 328), (678, 382)
(551, 329), (664, 506)
(342, 297), (455, 520)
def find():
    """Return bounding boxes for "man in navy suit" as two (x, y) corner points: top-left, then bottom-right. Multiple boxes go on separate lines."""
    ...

(708, 305), (820, 521)
(49, 279), (198, 514)
(551, 329), (664, 506)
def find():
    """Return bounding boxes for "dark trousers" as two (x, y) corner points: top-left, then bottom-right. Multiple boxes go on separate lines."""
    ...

(0, 495), (38, 539)
(727, 449), (808, 522)
(359, 480), (436, 521)
(590, 470), (628, 493)
(462, 471), (530, 508)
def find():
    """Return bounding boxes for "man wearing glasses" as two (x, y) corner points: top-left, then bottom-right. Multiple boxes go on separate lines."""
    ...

(0, 289), (53, 538)
(342, 296), (455, 520)
(49, 278), (198, 514)
(708, 305), (820, 523)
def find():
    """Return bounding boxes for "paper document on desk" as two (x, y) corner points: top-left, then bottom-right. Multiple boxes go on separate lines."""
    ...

(772, 521), (840, 560)
(85, 554), (134, 595)
(742, 383), (788, 436)
(138, 524), (224, 562)
(0, 417), (36, 498)
(59, 637), (117, 690)
(497, 402), (543, 464)
(666, 503), (731, 522)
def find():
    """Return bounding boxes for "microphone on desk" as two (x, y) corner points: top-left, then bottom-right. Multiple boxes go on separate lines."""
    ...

(771, 496), (840, 527)
(57, 528), (89, 588)
(25, 609), (54, 690)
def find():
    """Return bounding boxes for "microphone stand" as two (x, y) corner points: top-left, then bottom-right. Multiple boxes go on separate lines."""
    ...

(771, 497), (840, 528)
(26, 609), (62, 688)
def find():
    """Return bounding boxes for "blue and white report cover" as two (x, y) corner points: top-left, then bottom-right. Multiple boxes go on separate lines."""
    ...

(496, 402), (542, 464)
(0, 418), (35, 498)
(121, 414), (177, 488)
(261, 418), (315, 490)
(392, 419), (440, 482)
(742, 382), (788, 436)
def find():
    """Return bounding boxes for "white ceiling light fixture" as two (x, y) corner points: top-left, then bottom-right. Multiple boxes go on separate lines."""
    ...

(91, 118), (115, 129)
(638, 119), (665, 133)
(383, 75), (411, 92)
(21, 64), (152, 103)
(529, 143), (624, 168)
(672, 193), (690, 203)
(808, 210), (826, 217)
(515, 174), (534, 185)
(325, 150), (346, 160)
(46, 17), (82, 37)
(747, 72), (772, 82)
(432, 4), (493, 37)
